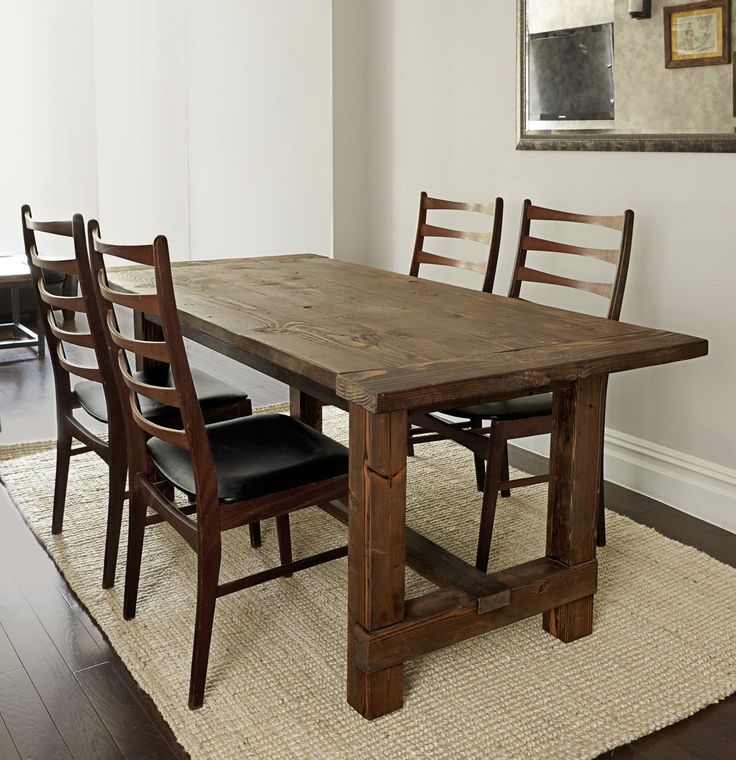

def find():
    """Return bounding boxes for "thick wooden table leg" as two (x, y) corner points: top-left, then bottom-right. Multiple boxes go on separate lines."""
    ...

(281, 388), (325, 569)
(289, 387), (323, 431)
(543, 376), (606, 643)
(133, 312), (166, 373)
(347, 404), (407, 719)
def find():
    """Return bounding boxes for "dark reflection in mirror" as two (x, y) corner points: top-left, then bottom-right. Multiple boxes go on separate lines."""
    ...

(517, 0), (736, 151)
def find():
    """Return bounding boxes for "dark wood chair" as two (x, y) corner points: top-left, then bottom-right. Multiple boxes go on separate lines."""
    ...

(20, 206), (254, 588)
(88, 222), (350, 709)
(407, 192), (504, 455)
(411, 200), (634, 572)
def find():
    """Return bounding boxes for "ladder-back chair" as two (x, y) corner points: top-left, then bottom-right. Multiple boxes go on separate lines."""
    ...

(21, 206), (255, 588)
(21, 206), (129, 588)
(412, 199), (634, 571)
(88, 222), (350, 708)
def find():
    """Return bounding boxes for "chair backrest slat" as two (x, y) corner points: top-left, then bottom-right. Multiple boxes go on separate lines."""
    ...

(57, 348), (103, 383)
(24, 218), (74, 236)
(117, 357), (181, 408)
(527, 204), (626, 231)
(105, 311), (170, 363)
(37, 281), (87, 312)
(522, 235), (620, 265)
(516, 266), (615, 300)
(96, 271), (161, 314)
(45, 311), (96, 348)
(92, 239), (155, 265)
(415, 251), (487, 275)
(409, 191), (504, 294)
(420, 223), (492, 246)
(509, 199), (634, 321)
(424, 197), (496, 214)
(128, 395), (189, 448)
(29, 251), (81, 277)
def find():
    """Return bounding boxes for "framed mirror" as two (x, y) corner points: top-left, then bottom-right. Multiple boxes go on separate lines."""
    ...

(517, 0), (736, 151)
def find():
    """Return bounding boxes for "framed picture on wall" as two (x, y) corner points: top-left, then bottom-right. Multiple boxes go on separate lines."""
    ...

(664, 0), (731, 68)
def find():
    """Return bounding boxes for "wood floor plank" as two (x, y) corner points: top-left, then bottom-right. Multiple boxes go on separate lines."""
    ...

(0, 624), (20, 676)
(64, 594), (116, 660)
(601, 743), (642, 758)
(75, 662), (181, 760)
(0, 714), (21, 760)
(18, 576), (109, 674)
(0, 486), (110, 674)
(0, 578), (123, 760)
(658, 703), (736, 757)
(0, 668), (72, 760)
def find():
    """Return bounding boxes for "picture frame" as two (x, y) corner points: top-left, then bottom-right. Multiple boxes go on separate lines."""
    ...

(664, 0), (731, 69)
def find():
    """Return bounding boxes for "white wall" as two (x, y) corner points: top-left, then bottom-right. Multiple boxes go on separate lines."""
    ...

(0, 0), (98, 253)
(186, 0), (333, 261)
(93, 0), (190, 259)
(336, 0), (736, 530)
(0, 1), (334, 264)
(333, 0), (369, 265)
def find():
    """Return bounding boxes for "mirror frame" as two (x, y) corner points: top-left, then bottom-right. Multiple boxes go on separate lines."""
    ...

(516, 0), (736, 153)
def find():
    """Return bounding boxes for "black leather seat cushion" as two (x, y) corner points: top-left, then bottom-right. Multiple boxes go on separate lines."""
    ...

(443, 393), (553, 421)
(74, 367), (248, 424)
(147, 413), (349, 503)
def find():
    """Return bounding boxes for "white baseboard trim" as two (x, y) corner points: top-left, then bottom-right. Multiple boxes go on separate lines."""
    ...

(602, 429), (736, 533)
(514, 431), (736, 534)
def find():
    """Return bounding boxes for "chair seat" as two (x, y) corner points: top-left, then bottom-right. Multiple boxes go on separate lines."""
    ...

(443, 393), (553, 421)
(74, 367), (249, 425)
(147, 413), (349, 503)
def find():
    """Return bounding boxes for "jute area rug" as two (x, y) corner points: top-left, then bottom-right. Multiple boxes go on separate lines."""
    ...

(1, 405), (735, 760)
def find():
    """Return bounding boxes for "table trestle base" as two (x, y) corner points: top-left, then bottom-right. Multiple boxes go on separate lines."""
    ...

(321, 498), (597, 676)
(353, 557), (597, 674)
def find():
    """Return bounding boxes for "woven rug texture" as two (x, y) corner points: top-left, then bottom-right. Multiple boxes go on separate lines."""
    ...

(0, 405), (735, 760)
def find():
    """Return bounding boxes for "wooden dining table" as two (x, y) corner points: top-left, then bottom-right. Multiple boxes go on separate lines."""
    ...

(109, 254), (708, 720)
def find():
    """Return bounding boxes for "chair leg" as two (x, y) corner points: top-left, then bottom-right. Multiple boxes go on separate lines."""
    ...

(597, 415), (607, 547)
(276, 514), (293, 573)
(102, 454), (127, 589)
(475, 425), (507, 573)
(36, 303), (45, 358)
(407, 421), (415, 457)
(189, 550), (221, 710)
(596, 468), (606, 547)
(470, 419), (486, 492)
(248, 522), (262, 548)
(473, 453), (486, 492)
(500, 445), (511, 498)
(123, 482), (148, 620)
(51, 431), (72, 534)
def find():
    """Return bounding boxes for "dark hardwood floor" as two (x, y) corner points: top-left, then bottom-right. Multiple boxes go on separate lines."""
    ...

(0, 337), (734, 759)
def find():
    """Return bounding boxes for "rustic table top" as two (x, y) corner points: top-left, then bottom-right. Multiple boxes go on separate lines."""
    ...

(108, 254), (708, 413)
(0, 254), (32, 285)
